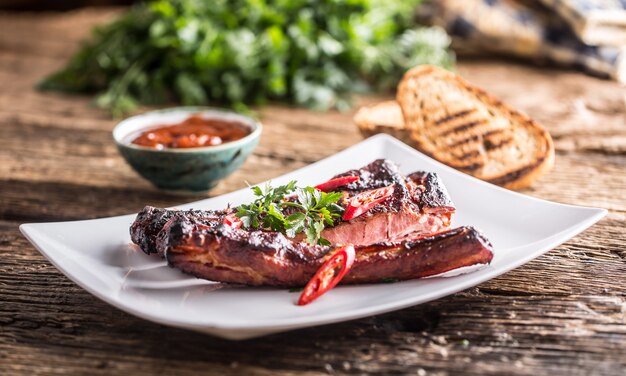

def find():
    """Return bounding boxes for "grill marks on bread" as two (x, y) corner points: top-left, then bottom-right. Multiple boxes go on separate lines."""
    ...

(433, 109), (475, 126)
(396, 65), (554, 190)
(417, 105), (517, 173)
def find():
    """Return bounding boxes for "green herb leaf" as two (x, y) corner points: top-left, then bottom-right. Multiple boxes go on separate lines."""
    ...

(235, 180), (343, 245)
(252, 185), (263, 197)
(317, 191), (344, 209)
(304, 224), (318, 245)
(296, 188), (313, 209)
(318, 238), (331, 246)
(263, 203), (287, 231)
(285, 212), (307, 238)
(38, 0), (454, 116)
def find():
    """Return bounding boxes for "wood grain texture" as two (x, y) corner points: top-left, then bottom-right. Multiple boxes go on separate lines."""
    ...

(0, 8), (625, 376)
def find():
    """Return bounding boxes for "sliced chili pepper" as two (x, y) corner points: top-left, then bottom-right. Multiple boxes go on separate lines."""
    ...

(297, 245), (355, 306)
(314, 175), (359, 192)
(223, 213), (243, 228)
(342, 185), (394, 221)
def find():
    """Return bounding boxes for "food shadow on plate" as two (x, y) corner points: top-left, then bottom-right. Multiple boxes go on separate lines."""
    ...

(102, 242), (222, 290)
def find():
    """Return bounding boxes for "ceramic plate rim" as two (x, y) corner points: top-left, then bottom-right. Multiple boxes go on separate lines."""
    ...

(20, 134), (607, 337)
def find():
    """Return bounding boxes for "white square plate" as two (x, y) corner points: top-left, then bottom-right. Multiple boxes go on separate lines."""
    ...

(20, 135), (606, 340)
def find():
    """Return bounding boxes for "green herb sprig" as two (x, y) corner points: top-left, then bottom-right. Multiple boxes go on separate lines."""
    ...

(235, 181), (344, 245)
(38, 0), (454, 117)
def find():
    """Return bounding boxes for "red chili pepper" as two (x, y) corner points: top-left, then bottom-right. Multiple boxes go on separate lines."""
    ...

(223, 213), (242, 228)
(297, 245), (355, 306)
(342, 186), (394, 221)
(314, 175), (359, 192)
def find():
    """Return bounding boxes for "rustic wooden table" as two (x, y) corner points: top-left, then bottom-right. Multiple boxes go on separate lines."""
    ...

(1, 9), (625, 376)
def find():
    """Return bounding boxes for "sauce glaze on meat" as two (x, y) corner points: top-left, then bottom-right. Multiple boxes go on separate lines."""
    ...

(129, 159), (494, 287)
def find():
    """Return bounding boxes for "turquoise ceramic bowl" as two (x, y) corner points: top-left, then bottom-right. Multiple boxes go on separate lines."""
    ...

(113, 107), (262, 194)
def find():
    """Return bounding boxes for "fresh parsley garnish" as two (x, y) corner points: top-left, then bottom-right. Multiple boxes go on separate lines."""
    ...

(235, 181), (344, 245)
(37, 0), (454, 117)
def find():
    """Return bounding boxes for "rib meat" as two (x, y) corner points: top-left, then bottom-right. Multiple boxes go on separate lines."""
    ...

(129, 159), (494, 288)
(319, 159), (454, 245)
(159, 216), (493, 287)
(131, 159), (457, 254)
(130, 206), (224, 255)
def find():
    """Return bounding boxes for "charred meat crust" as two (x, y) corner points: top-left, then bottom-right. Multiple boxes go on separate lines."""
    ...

(344, 226), (493, 284)
(334, 159), (406, 192)
(131, 160), (458, 253)
(333, 159), (416, 214)
(332, 159), (455, 215)
(162, 220), (332, 286)
(129, 159), (492, 288)
(162, 218), (493, 287)
(130, 206), (223, 255)
(316, 160), (455, 245)
(163, 221), (331, 264)
(407, 171), (455, 213)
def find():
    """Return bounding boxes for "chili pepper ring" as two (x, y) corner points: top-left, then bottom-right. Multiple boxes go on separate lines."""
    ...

(297, 245), (356, 305)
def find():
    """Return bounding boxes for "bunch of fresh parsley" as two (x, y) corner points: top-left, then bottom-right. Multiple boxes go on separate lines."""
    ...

(236, 181), (344, 245)
(38, 0), (454, 117)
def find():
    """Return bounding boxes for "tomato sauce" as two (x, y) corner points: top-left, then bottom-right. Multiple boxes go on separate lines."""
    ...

(130, 115), (251, 149)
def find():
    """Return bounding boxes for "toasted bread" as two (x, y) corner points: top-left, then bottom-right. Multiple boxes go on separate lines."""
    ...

(394, 65), (554, 190)
(353, 100), (409, 141)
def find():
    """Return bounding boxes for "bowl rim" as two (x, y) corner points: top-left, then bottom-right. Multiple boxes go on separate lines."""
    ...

(112, 106), (262, 154)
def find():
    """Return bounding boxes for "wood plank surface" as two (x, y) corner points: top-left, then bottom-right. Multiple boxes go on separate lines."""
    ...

(0, 8), (625, 376)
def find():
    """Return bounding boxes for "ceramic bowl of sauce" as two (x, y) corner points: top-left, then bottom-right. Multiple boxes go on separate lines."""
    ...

(113, 107), (262, 194)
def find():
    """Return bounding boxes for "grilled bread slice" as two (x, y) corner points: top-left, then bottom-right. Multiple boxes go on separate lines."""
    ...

(354, 100), (409, 141)
(396, 65), (554, 190)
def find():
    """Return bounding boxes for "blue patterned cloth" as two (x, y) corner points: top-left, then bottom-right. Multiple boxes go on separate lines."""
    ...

(539, 0), (626, 45)
(424, 0), (626, 82)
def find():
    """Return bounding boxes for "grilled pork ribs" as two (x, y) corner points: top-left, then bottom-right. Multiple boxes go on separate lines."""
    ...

(130, 159), (494, 287)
